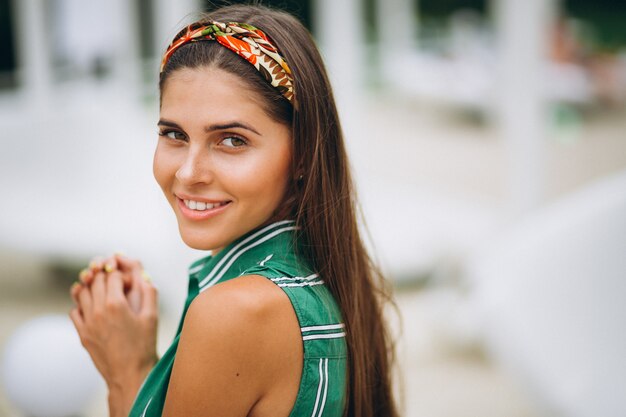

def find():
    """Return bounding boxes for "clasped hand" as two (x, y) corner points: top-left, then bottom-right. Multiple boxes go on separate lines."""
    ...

(69, 253), (159, 395)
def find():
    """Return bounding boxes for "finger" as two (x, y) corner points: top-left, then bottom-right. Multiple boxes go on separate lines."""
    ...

(102, 256), (119, 274)
(69, 307), (85, 332)
(77, 284), (93, 321)
(114, 254), (142, 289)
(70, 281), (83, 305)
(91, 271), (107, 313)
(140, 279), (158, 319)
(114, 253), (143, 274)
(126, 275), (143, 315)
(88, 256), (105, 272)
(106, 270), (126, 305)
(78, 268), (94, 286)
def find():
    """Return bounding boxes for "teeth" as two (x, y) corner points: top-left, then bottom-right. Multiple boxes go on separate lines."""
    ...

(183, 199), (227, 211)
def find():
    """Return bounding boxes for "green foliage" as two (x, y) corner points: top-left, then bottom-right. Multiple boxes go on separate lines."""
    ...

(419, 0), (486, 18)
(0, 0), (16, 72)
(565, 4), (626, 50)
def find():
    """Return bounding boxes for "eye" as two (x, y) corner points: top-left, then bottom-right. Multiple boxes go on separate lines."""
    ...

(220, 136), (247, 148)
(159, 130), (187, 141)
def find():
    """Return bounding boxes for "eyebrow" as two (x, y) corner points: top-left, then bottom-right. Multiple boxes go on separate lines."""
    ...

(157, 119), (261, 136)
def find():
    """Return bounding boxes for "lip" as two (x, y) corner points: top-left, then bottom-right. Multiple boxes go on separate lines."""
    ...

(176, 197), (232, 221)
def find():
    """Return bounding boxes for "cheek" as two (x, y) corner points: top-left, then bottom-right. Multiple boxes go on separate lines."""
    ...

(230, 146), (291, 205)
(153, 142), (176, 191)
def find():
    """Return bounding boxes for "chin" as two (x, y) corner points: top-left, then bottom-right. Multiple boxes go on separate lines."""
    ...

(178, 227), (225, 252)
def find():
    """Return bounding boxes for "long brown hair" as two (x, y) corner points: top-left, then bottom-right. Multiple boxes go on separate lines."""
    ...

(160, 5), (400, 417)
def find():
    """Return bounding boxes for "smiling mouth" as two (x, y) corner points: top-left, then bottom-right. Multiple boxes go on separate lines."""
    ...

(182, 199), (231, 211)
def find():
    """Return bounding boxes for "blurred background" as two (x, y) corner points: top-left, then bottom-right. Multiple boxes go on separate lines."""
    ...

(1, 0), (625, 416)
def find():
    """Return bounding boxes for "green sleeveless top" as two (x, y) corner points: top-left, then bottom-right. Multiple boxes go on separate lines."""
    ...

(128, 220), (348, 417)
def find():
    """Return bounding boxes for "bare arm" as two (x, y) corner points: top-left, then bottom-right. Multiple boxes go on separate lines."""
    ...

(162, 275), (302, 417)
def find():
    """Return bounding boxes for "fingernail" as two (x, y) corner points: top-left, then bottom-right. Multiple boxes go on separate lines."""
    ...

(79, 269), (89, 280)
(71, 281), (81, 290)
(142, 270), (152, 283)
(89, 260), (100, 269)
(104, 263), (115, 273)
(114, 251), (125, 257)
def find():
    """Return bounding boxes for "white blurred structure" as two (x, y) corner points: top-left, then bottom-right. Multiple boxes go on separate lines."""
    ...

(2, 315), (105, 417)
(468, 168), (626, 417)
(375, 0), (564, 216)
(493, 0), (555, 216)
(1, 0), (205, 315)
(2, 2), (626, 416)
(153, 0), (201, 55)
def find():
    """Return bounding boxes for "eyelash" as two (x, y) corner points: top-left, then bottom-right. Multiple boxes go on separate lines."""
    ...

(157, 129), (248, 148)
(158, 129), (186, 141)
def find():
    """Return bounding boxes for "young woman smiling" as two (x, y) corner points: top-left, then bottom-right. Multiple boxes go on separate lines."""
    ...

(70, 5), (399, 417)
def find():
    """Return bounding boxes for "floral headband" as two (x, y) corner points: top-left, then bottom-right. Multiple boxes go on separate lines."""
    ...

(160, 21), (294, 104)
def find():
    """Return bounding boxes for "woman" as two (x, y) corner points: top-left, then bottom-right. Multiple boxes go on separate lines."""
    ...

(70, 4), (399, 417)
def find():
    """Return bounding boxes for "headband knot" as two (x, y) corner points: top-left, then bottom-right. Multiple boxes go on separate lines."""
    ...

(161, 21), (294, 104)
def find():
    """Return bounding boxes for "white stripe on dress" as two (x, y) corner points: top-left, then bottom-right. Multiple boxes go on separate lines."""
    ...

(188, 263), (205, 274)
(199, 225), (298, 292)
(277, 280), (324, 288)
(310, 358), (325, 417)
(199, 223), (296, 290)
(259, 254), (273, 266)
(141, 397), (153, 417)
(270, 273), (319, 282)
(317, 358), (329, 417)
(301, 323), (345, 333)
(302, 332), (346, 341)
(197, 220), (294, 287)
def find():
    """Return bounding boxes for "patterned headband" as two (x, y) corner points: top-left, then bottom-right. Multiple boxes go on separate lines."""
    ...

(160, 21), (294, 104)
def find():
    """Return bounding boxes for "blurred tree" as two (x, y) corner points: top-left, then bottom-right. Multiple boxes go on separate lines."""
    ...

(565, 0), (626, 50)
(138, 0), (156, 59)
(0, 0), (16, 88)
(420, 0), (486, 17)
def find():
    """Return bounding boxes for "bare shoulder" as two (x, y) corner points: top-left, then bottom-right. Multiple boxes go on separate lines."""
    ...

(162, 275), (303, 417)
(192, 274), (292, 319)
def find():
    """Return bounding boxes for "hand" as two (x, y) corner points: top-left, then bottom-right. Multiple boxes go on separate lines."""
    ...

(69, 254), (158, 394)
(73, 254), (145, 314)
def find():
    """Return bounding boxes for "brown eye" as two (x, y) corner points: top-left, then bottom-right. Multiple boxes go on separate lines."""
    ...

(161, 130), (186, 141)
(221, 136), (247, 147)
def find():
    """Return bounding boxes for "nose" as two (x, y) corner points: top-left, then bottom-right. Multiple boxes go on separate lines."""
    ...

(175, 145), (214, 186)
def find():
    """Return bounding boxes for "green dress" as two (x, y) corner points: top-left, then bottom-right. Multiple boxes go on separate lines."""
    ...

(128, 220), (348, 417)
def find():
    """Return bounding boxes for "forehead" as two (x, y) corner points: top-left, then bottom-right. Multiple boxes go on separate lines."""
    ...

(160, 67), (268, 122)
